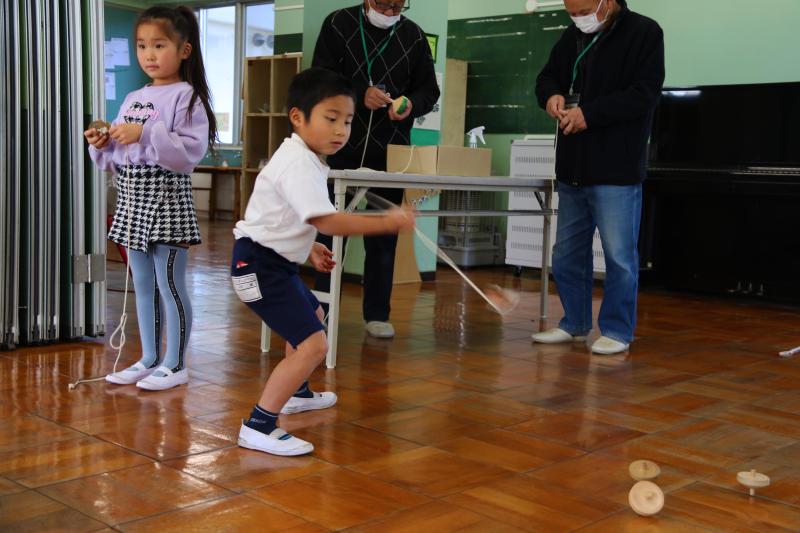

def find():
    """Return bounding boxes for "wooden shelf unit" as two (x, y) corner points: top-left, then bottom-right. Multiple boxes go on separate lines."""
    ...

(240, 53), (302, 217)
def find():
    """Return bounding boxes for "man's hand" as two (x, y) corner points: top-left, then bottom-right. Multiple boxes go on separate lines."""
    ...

(309, 242), (336, 273)
(546, 94), (567, 119)
(84, 128), (111, 149)
(560, 107), (588, 135)
(109, 123), (144, 145)
(364, 86), (393, 111)
(388, 98), (413, 121)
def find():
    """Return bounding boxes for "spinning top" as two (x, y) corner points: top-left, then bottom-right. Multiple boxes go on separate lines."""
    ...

(392, 96), (409, 115)
(628, 480), (664, 516)
(88, 119), (111, 135)
(629, 459), (661, 481)
(483, 284), (520, 315)
(737, 469), (770, 496)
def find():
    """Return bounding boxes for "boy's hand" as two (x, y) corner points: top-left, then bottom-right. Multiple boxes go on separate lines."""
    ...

(309, 242), (336, 273)
(84, 128), (111, 149)
(560, 107), (587, 135)
(385, 206), (416, 233)
(109, 123), (143, 145)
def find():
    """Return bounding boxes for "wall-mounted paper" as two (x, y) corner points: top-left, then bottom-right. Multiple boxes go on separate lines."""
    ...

(105, 72), (117, 101)
(110, 38), (130, 67)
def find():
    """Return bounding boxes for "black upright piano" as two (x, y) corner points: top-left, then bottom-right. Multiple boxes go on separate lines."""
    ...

(644, 82), (800, 303)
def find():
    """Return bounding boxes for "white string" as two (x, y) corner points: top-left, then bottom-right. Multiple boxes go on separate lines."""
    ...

(69, 146), (133, 390)
(779, 346), (800, 358)
(363, 191), (513, 315)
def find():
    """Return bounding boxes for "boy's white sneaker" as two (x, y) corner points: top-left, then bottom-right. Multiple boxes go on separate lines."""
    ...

(280, 391), (338, 414)
(532, 327), (587, 344)
(591, 336), (630, 355)
(105, 362), (155, 385)
(238, 424), (314, 456)
(136, 366), (188, 391)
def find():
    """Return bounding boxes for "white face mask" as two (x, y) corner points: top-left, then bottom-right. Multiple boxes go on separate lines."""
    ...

(571, 0), (607, 34)
(366, 6), (401, 29)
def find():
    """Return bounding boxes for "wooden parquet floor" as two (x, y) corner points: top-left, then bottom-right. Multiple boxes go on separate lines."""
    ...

(2, 219), (800, 532)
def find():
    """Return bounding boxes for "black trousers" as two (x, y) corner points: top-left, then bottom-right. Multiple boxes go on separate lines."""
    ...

(314, 186), (405, 322)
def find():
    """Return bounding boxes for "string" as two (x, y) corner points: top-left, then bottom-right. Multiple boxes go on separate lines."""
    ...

(70, 145), (133, 390)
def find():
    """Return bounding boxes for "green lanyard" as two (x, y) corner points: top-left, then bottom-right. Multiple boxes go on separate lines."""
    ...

(359, 8), (398, 85)
(570, 32), (602, 95)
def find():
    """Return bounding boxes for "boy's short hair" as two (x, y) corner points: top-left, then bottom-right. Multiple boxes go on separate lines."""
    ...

(287, 67), (356, 120)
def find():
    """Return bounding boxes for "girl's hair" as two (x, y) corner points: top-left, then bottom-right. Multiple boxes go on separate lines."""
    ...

(136, 6), (217, 151)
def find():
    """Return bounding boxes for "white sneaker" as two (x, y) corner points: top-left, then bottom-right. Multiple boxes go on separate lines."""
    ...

(136, 366), (188, 391)
(532, 327), (587, 344)
(238, 423), (314, 456)
(366, 321), (395, 338)
(281, 391), (338, 414)
(591, 336), (630, 355)
(105, 362), (155, 385)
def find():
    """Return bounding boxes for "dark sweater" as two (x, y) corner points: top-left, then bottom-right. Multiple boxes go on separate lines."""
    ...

(535, 6), (665, 185)
(312, 5), (440, 171)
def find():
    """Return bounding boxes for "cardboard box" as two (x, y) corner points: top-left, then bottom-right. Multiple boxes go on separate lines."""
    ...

(387, 145), (492, 177)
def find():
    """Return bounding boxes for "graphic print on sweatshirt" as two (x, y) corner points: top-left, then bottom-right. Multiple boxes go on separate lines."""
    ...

(124, 101), (158, 124)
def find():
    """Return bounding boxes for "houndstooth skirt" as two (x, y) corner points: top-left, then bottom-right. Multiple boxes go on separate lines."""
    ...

(109, 164), (201, 252)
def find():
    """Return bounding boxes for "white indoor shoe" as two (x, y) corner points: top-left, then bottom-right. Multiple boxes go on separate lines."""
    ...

(365, 321), (395, 338)
(105, 362), (155, 385)
(281, 391), (338, 414)
(531, 327), (587, 344)
(136, 366), (188, 391)
(591, 336), (630, 355)
(238, 424), (314, 456)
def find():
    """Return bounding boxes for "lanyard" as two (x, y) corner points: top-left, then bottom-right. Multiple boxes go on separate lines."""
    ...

(359, 8), (397, 85)
(570, 32), (602, 95)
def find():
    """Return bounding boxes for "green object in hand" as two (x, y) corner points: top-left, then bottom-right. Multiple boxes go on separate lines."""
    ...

(392, 96), (409, 115)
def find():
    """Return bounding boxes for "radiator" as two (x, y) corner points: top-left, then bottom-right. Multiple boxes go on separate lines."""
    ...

(1, 0), (107, 349)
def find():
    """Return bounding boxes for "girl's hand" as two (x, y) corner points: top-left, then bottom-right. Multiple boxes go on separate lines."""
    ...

(385, 206), (416, 233)
(109, 123), (143, 145)
(84, 128), (111, 149)
(309, 242), (336, 273)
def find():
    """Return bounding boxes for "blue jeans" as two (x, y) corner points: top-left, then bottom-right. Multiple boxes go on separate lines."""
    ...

(552, 182), (642, 344)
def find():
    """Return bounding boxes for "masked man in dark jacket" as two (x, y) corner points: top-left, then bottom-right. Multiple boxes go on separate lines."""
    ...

(312, 0), (440, 339)
(532, 0), (665, 354)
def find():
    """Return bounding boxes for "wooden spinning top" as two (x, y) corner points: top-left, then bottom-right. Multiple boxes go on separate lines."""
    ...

(629, 459), (661, 481)
(628, 480), (664, 516)
(392, 96), (409, 115)
(483, 284), (520, 315)
(88, 119), (111, 135)
(737, 469), (770, 496)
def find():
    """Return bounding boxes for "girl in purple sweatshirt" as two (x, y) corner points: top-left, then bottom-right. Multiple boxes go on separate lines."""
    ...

(85, 6), (217, 391)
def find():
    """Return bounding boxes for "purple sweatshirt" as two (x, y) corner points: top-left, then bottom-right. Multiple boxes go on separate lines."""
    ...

(89, 81), (209, 174)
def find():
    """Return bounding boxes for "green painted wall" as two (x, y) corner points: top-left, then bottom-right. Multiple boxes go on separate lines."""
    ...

(275, 0), (304, 35)
(449, 0), (800, 87)
(104, 4), (150, 122)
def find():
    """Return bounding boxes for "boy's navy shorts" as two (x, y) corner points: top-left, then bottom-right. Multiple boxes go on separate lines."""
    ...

(231, 237), (323, 348)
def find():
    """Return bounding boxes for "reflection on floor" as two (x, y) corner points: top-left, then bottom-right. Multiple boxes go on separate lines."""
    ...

(2, 219), (800, 531)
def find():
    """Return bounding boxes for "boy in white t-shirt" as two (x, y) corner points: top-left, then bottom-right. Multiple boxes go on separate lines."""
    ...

(231, 68), (415, 456)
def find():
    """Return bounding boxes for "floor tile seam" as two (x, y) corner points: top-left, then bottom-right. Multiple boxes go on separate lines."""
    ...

(21, 486), (118, 530)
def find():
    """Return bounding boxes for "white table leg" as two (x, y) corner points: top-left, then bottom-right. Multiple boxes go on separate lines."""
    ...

(540, 188), (553, 324)
(260, 321), (271, 352)
(326, 180), (347, 368)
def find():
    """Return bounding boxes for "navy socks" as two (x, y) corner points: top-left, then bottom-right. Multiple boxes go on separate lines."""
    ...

(244, 404), (279, 435)
(293, 381), (315, 399)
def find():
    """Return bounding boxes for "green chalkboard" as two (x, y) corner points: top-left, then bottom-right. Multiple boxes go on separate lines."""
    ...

(275, 33), (303, 54)
(448, 11), (571, 134)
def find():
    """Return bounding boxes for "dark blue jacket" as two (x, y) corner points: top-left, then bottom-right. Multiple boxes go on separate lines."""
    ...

(536, 5), (665, 185)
